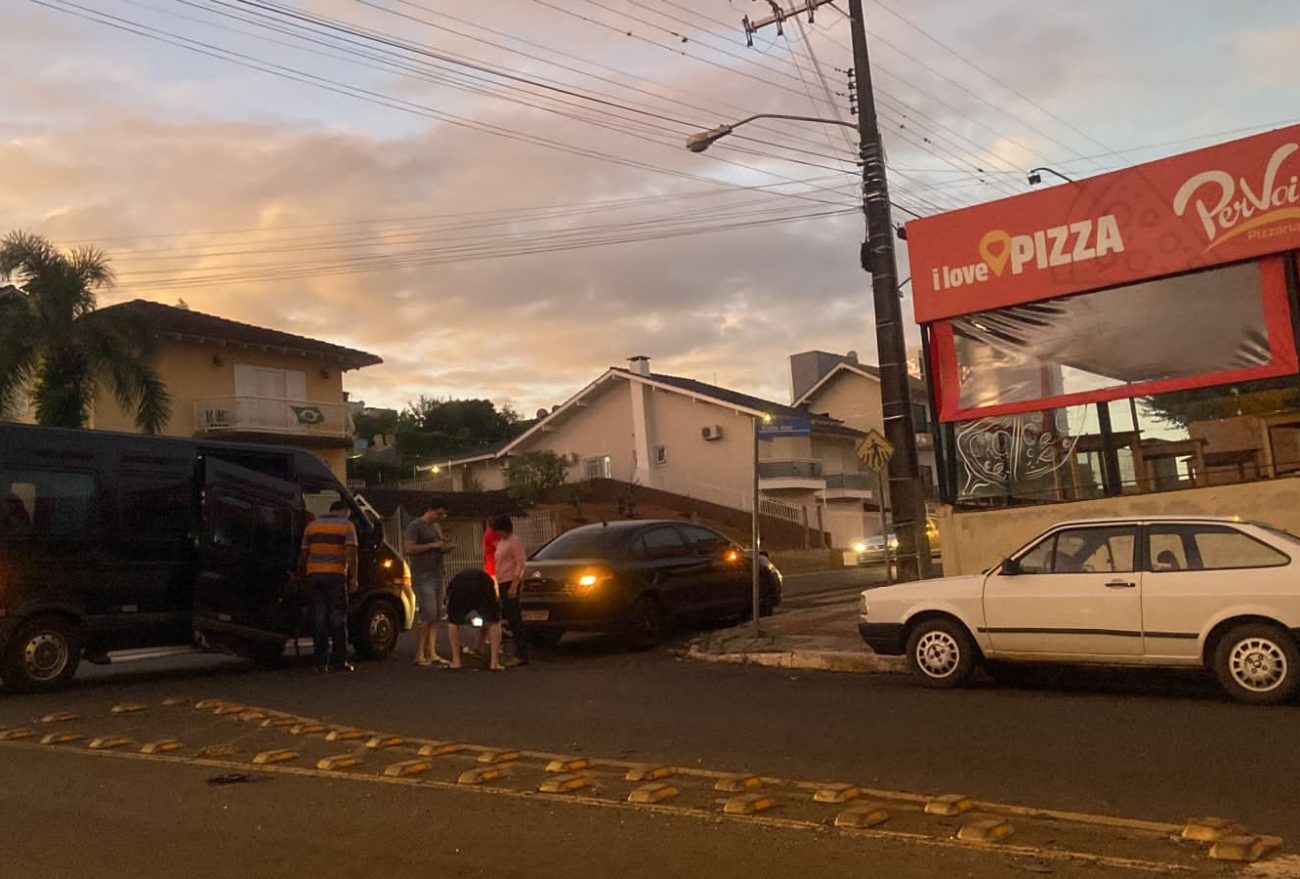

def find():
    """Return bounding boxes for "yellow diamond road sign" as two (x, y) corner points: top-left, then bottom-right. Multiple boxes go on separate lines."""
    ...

(856, 429), (894, 472)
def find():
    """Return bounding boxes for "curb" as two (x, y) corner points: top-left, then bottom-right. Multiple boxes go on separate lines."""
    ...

(686, 645), (907, 674)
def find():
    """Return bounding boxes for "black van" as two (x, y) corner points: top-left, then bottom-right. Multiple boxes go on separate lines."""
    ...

(0, 424), (414, 692)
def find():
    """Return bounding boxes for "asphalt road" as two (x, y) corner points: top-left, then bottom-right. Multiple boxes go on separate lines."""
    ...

(2, 633), (1297, 878)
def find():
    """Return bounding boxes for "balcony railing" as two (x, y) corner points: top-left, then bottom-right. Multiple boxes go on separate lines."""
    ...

(758, 458), (824, 479)
(824, 472), (872, 491)
(194, 396), (353, 440)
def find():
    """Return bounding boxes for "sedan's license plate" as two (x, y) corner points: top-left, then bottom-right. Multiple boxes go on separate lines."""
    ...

(521, 610), (550, 622)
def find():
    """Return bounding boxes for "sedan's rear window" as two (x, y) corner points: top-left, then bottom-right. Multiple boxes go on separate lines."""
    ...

(532, 527), (630, 560)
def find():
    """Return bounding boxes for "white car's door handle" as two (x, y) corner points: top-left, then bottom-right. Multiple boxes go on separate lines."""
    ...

(1105, 580), (1136, 589)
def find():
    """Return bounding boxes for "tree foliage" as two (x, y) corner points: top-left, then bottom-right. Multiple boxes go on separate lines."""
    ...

(507, 450), (569, 502)
(1144, 377), (1300, 429)
(0, 230), (171, 432)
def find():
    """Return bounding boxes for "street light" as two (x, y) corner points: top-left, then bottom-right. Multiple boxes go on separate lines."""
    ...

(1028, 167), (1075, 186)
(685, 113), (856, 153)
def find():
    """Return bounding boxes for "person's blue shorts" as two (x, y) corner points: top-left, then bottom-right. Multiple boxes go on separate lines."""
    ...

(413, 572), (446, 622)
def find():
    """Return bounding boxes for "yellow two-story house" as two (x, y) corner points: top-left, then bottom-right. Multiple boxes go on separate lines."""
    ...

(90, 300), (381, 479)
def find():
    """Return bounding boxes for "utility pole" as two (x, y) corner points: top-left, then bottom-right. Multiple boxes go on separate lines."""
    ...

(744, 0), (932, 580)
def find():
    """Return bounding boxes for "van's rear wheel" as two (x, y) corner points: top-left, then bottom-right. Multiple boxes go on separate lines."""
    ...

(2, 615), (82, 693)
(355, 598), (401, 660)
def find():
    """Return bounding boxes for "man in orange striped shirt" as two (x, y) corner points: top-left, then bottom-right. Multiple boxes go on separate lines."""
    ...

(299, 499), (359, 673)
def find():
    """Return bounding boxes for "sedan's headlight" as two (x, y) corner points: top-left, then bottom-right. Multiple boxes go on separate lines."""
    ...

(852, 541), (868, 554)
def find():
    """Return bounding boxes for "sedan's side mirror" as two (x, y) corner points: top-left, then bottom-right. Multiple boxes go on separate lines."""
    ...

(1000, 558), (1023, 576)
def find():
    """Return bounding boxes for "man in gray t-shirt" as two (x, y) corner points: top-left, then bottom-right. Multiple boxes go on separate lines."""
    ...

(404, 497), (455, 666)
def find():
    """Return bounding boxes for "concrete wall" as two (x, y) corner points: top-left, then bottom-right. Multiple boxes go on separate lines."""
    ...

(638, 383), (755, 506)
(936, 475), (1300, 576)
(517, 378), (636, 481)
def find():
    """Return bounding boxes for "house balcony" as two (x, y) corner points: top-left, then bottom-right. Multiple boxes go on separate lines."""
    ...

(758, 458), (825, 492)
(823, 471), (877, 501)
(193, 397), (354, 445)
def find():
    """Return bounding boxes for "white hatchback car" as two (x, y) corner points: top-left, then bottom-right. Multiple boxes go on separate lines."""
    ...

(858, 516), (1300, 704)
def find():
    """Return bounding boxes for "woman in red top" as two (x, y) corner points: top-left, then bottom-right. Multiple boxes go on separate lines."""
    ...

(482, 519), (500, 577)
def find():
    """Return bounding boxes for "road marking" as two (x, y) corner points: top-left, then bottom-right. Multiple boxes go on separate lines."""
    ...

(715, 774), (761, 792)
(724, 793), (776, 815)
(383, 759), (432, 778)
(813, 784), (861, 804)
(628, 782), (678, 804)
(626, 765), (673, 782)
(1247, 855), (1300, 877)
(538, 773), (589, 794)
(546, 758), (590, 773)
(0, 741), (1198, 875)
(111, 703), (146, 715)
(925, 794), (974, 816)
(1212, 836), (1285, 863)
(957, 818), (1015, 843)
(834, 804), (889, 829)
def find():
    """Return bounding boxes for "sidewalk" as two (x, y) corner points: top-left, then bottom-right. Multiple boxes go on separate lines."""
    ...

(685, 601), (907, 674)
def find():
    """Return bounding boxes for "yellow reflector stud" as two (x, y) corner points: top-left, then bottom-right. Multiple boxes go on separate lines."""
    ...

(715, 774), (761, 792)
(1182, 817), (1245, 842)
(626, 765), (674, 782)
(723, 793), (775, 815)
(325, 728), (366, 742)
(40, 712), (78, 723)
(925, 794), (974, 816)
(418, 742), (463, 757)
(111, 703), (145, 715)
(87, 736), (134, 750)
(140, 740), (182, 755)
(317, 755), (360, 771)
(367, 736), (406, 750)
(628, 782), (679, 804)
(539, 773), (589, 793)
(814, 784), (861, 804)
(40, 733), (82, 746)
(252, 749), (299, 765)
(834, 804), (890, 829)
(546, 758), (590, 773)
(383, 759), (432, 778)
(477, 749), (520, 765)
(1209, 835), (1284, 863)
(957, 818), (1015, 843)
(459, 766), (510, 785)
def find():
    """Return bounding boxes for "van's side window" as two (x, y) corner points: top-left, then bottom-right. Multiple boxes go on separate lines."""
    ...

(0, 469), (95, 536)
(119, 472), (192, 555)
(209, 492), (296, 563)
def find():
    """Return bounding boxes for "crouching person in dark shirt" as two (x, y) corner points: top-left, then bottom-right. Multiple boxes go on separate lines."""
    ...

(446, 568), (503, 671)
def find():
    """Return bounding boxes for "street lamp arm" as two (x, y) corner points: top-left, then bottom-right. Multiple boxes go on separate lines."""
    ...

(1028, 166), (1075, 185)
(686, 113), (856, 152)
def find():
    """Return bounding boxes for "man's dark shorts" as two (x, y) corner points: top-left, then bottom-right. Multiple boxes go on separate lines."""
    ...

(446, 568), (502, 625)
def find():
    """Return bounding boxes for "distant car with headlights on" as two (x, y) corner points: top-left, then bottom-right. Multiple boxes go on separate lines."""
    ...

(519, 520), (782, 648)
(852, 518), (940, 567)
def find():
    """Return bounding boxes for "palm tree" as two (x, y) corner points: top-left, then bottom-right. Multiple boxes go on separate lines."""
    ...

(0, 230), (171, 433)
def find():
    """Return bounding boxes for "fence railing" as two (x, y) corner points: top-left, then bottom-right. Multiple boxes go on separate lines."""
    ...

(758, 458), (824, 479)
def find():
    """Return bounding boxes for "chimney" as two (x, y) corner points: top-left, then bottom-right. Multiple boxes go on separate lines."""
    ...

(628, 355), (651, 377)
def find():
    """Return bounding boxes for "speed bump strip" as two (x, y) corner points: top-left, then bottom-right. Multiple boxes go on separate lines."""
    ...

(140, 741), (182, 755)
(194, 699), (225, 710)
(626, 765), (673, 782)
(261, 716), (301, 729)
(958, 818), (1015, 843)
(723, 793), (776, 815)
(40, 733), (82, 746)
(317, 755), (360, 771)
(418, 743), (463, 757)
(88, 737), (134, 751)
(325, 729), (366, 742)
(459, 766), (511, 785)
(715, 774), (761, 792)
(383, 760), (432, 778)
(252, 749), (299, 765)
(926, 794), (975, 816)
(1209, 835), (1283, 862)
(367, 736), (406, 750)
(814, 784), (862, 804)
(111, 703), (145, 715)
(538, 773), (589, 794)
(289, 723), (327, 736)
(40, 712), (78, 723)
(477, 749), (520, 765)
(834, 804), (890, 829)
(197, 743), (238, 757)
(213, 704), (246, 716)
(1182, 817), (1245, 842)
(546, 758), (590, 773)
(628, 782), (679, 804)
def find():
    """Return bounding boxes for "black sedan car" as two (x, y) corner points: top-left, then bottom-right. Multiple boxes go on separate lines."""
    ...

(519, 520), (783, 648)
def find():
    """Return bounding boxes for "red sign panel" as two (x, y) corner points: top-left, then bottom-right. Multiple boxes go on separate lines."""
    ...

(907, 123), (1300, 323)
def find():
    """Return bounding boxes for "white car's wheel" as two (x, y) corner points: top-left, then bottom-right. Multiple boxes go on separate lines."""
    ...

(905, 617), (977, 689)
(1213, 623), (1300, 705)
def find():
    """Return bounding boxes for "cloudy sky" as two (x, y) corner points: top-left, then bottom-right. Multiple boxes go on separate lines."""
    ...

(3, 0), (1299, 415)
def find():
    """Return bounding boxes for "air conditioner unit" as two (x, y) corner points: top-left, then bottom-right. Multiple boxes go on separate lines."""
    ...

(701, 425), (724, 441)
